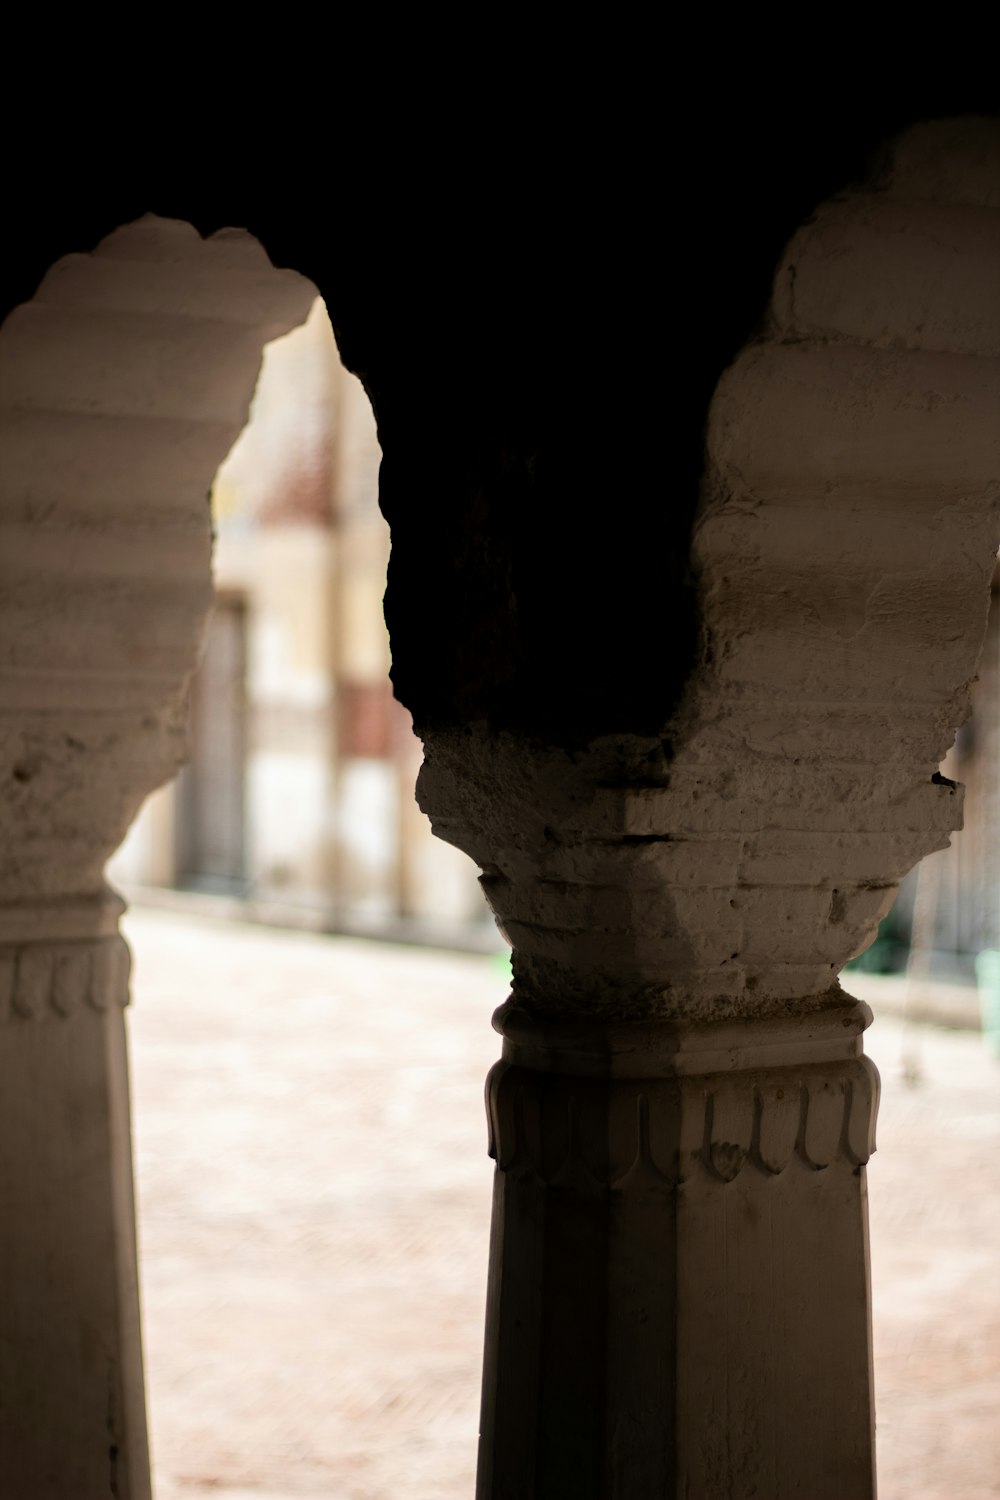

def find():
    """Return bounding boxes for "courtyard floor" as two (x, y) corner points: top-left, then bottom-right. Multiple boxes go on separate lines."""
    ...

(123, 906), (1000, 1500)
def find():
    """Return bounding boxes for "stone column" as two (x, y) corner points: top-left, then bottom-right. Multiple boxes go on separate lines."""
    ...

(419, 730), (883, 1499)
(0, 895), (149, 1498)
(407, 121), (1000, 1499)
(0, 215), (315, 1496)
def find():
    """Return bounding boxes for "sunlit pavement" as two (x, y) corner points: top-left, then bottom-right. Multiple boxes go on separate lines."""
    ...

(123, 907), (1000, 1500)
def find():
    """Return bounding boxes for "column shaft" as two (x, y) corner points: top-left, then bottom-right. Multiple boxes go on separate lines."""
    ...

(0, 906), (149, 1500)
(477, 1003), (878, 1500)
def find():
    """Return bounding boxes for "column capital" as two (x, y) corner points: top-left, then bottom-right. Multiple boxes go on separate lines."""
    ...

(487, 998), (879, 1190)
(0, 888), (131, 1023)
(417, 723), (916, 1019)
(494, 994), (873, 1075)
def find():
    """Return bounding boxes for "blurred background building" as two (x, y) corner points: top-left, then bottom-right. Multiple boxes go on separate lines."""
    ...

(108, 300), (490, 947)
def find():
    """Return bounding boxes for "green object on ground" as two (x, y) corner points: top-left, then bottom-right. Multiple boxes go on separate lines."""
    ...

(974, 949), (1000, 1057)
(490, 950), (513, 981)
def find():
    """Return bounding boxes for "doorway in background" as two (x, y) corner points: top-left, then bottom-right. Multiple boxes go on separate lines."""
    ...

(175, 593), (248, 893)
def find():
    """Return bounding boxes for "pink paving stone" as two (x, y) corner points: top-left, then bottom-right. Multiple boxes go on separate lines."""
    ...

(122, 907), (1000, 1500)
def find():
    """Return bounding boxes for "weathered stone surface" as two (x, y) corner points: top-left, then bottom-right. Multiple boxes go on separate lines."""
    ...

(884, 116), (1000, 209)
(0, 216), (316, 1500)
(420, 120), (1000, 1037)
(0, 216), (315, 905)
(772, 196), (1000, 355)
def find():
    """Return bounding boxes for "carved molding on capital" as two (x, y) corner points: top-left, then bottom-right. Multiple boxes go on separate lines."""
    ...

(0, 894), (131, 1021)
(486, 1001), (880, 1189)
